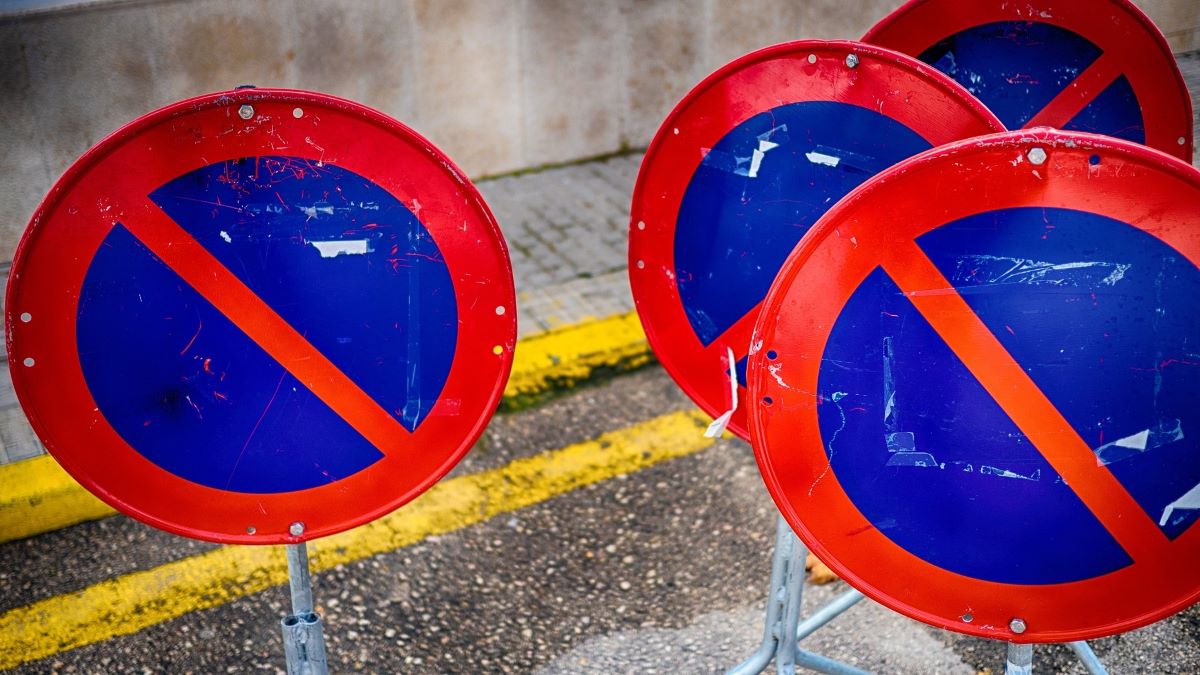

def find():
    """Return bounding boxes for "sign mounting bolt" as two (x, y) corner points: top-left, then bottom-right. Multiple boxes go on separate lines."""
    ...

(1027, 147), (1047, 165)
(289, 521), (305, 536)
(238, 104), (255, 120)
(845, 53), (860, 69)
(1009, 618), (1027, 634)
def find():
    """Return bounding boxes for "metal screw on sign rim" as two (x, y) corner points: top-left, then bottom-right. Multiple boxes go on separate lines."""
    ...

(238, 104), (255, 120)
(845, 53), (860, 68)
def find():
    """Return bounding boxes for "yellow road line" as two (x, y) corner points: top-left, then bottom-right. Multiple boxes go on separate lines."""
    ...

(0, 312), (653, 544)
(0, 409), (715, 670)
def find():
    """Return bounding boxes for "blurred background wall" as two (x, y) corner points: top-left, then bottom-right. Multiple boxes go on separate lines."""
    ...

(1, 0), (1198, 264)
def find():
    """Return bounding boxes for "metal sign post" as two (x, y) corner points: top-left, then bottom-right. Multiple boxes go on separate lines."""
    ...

(1005, 642), (1106, 675)
(282, 534), (328, 675)
(1005, 643), (1032, 675)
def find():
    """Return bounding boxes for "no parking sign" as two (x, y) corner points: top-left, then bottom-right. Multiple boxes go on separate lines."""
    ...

(629, 41), (1003, 439)
(865, 0), (1193, 161)
(7, 89), (516, 544)
(750, 129), (1200, 642)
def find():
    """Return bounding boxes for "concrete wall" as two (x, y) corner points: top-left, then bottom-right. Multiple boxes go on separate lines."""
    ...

(1, 0), (1198, 264)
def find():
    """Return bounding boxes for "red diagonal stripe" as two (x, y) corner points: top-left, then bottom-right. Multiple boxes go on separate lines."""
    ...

(1023, 54), (1123, 130)
(118, 198), (411, 456)
(880, 240), (1169, 562)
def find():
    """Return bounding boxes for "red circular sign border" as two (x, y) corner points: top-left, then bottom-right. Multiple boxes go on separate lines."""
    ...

(863, 0), (1194, 162)
(628, 39), (1005, 441)
(6, 89), (517, 545)
(748, 128), (1200, 642)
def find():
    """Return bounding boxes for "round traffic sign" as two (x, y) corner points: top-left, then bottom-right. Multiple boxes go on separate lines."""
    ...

(749, 128), (1200, 642)
(629, 40), (1003, 440)
(7, 89), (516, 544)
(864, 0), (1193, 161)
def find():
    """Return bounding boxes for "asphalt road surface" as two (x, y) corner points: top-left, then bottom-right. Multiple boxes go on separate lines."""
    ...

(1, 365), (1198, 674)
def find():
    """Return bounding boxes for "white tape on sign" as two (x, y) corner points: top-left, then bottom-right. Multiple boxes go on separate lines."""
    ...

(704, 347), (739, 438)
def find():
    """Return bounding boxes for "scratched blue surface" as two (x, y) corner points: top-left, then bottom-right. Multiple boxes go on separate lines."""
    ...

(815, 207), (1200, 583)
(675, 101), (931, 350)
(77, 158), (457, 493)
(918, 21), (1145, 143)
(77, 226), (384, 493)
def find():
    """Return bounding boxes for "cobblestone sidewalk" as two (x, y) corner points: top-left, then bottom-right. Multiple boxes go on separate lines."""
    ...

(478, 153), (641, 338)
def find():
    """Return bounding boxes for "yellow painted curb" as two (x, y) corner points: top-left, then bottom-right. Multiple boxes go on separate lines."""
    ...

(0, 312), (653, 544)
(0, 409), (716, 670)
(0, 455), (116, 543)
(503, 311), (651, 410)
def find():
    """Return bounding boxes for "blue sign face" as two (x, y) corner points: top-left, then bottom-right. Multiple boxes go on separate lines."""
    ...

(919, 21), (1144, 143)
(76, 157), (457, 494)
(674, 101), (933, 383)
(817, 206), (1200, 583)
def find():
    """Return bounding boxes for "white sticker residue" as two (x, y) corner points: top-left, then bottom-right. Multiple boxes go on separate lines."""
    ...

(310, 240), (371, 258)
(805, 151), (841, 168)
(704, 347), (740, 438)
(1094, 420), (1182, 466)
(1160, 482), (1200, 526)
(747, 139), (780, 178)
(300, 204), (335, 220)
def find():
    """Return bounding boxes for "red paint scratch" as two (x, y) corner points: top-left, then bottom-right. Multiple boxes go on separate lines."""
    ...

(405, 251), (442, 264)
(225, 371), (287, 489)
(180, 319), (203, 356)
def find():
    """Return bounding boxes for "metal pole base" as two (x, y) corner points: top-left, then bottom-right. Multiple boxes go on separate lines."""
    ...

(1003, 640), (1108, 675)
(282, 542), (329, 675)
(1005, 642), (1032, 675)
(282, 612), (329, 675)
(727, 515), (869, 675)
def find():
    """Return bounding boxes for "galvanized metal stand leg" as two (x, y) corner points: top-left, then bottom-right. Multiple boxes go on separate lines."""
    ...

(785, 536), (870, 675)
(1067, 641), (1108, 675)
(727, 515), (869, 675)
(728, 515), (793, 675)
(281, 543), (329, 675)
(1005, 642), (1033, 675)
